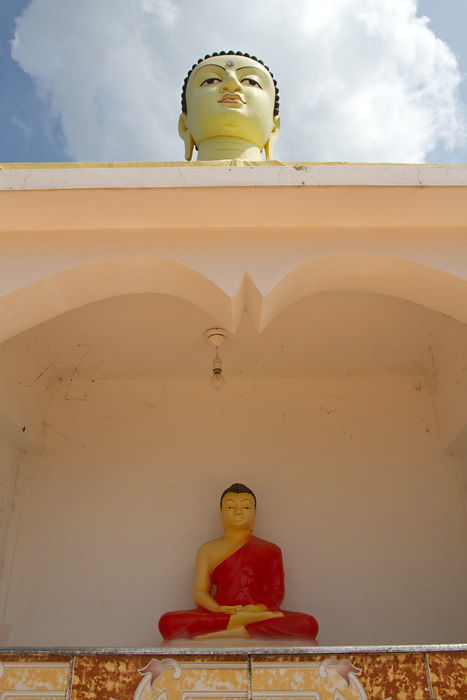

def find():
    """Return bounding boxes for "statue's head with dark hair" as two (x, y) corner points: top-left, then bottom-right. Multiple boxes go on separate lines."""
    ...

(220, 483), (256, 508)
(178, 52), (281, 162)
(181, 51), (279, 117)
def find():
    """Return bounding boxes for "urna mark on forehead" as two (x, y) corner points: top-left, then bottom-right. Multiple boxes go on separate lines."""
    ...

(181, 51), (280, 116)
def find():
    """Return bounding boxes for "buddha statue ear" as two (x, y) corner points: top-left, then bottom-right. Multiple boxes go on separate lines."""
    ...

(264, 115), (281, 161)
(178, 113), (195, 161)
(250, 510), (256, 532)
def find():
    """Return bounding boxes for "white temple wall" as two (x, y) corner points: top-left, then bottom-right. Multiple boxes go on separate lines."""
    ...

(1, 166), (467, 649)
(2, 165), (467, 345)
(3, 374), (466, 647)
(0, 334), (50, 450)
(0, 440), (20, 600)
(456, 450), (467, 533)
(0, 337), (51, 644)
(430, 321), (467, 453)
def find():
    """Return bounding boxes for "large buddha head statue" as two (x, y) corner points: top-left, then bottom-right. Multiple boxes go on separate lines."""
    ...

(179, 51), (280, 162)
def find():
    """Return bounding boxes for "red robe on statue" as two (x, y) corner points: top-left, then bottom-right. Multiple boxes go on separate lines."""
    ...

(158, 536), (319, 641)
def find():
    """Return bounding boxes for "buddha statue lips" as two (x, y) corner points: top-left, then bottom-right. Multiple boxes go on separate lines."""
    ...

(158, 483), (319, 642)
(218, 94), (246, 105)
(178, 52), (280, 161)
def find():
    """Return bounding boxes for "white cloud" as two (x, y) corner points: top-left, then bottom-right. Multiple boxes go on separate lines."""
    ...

(141, 0), (179, 26)
(11, 0), (466, 162)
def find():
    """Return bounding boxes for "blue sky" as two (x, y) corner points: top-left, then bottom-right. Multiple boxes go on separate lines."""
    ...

(1, 0), (64, 161)
(418, 0), (467, 162)
(1, 0), (466, 164)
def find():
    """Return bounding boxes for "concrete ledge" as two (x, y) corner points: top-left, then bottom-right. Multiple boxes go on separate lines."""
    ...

(2, 643), (466, 654)
(1, 163), (467, 191)
(1, 646), (466, 700)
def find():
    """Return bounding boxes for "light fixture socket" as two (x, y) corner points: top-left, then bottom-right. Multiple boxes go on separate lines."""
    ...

(205, 328), (226, 349)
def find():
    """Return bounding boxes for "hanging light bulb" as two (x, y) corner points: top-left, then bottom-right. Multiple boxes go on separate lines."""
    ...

(210, 347), (225, 390)
(205, 328), (226, 390)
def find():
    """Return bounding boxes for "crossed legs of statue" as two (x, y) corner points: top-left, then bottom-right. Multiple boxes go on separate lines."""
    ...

(194, 610), (284, 640)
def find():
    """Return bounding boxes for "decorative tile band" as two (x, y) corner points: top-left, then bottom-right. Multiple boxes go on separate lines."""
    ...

(0, 650), (466, 700)
(427, 651), (467, 700)
(0, 660), (69, 700)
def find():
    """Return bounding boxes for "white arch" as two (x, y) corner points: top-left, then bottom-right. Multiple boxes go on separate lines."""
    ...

(2, 254), (467, 343)
(257, 254), (467, 330)
(0, 258), (239, 344)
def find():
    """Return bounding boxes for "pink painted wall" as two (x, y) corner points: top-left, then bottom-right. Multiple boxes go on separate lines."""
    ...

(3, 375), (466, 647)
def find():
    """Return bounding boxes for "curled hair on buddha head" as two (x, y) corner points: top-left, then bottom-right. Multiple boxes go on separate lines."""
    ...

(181, 51), (280, 117)
(220, 483), (257, 508)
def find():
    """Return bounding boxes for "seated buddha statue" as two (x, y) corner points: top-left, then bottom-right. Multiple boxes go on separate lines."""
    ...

(178, 51), (281, 162)
(158, 483), (319, 642)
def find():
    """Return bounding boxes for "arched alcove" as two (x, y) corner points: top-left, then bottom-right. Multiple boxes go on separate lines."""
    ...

(1, 284), (466, 649)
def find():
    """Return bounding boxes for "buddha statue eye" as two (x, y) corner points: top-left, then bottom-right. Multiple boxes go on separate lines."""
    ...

(241, 78), (262, 88)
(200, 77), (221, 86)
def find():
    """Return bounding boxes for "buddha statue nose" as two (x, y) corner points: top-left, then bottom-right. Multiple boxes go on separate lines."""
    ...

(223, 73), (242, 92)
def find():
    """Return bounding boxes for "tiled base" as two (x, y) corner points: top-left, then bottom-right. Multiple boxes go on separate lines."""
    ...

(0, 655), (70, 700)
(72, 655), (248, 700)
(0, 649), (466, 700)
(427, 652), (467, 699)
(252, 653), (430, 700)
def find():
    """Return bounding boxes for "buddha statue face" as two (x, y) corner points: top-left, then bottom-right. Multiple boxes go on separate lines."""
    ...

(220, 491), (256, 532)
(179, 53), (280, 161)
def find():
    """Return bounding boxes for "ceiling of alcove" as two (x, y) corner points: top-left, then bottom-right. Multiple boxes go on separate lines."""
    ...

(7, 290), (466, 381)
